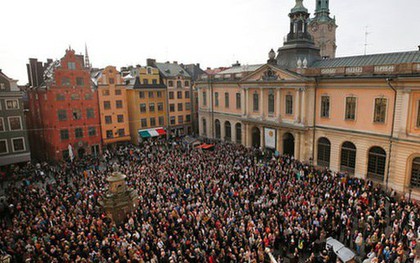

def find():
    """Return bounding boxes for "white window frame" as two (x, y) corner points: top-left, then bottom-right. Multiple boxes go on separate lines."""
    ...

(8, 116), (23, 131)
(344, 96), (358, 121)
(12, 137), (25, 152)
(0, 139), (8, 154)
(5, 99), (19, 110)
(320, 95), (330, 118)
(0, 117), (4, 132)
(372, 96), (388, 124)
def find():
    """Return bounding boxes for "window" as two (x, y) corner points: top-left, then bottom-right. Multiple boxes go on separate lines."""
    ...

(411, 157), (420, 188)
(139, 91), (145, 98)
(116, 100), (123, 109)
(0, 140), (7, 154)
(185, 102), (191, 111)
(106, 130), (113, 139)
(61, 77), (70, 86)
(374, 98), (387, 123)
(147, 67), (152, 74)
(150, 117), (156, 127)
(177, 91), (182, 99)
(169, 104), (175, 112)
(177, 81), (182, 88)
(202, 119), (207, 135)
(152, 79), (157, 84)
(178, 115), (183, 124)
(12, 138), (25, 152)
(71, 94), (80, 100)
(340, 142), (356, 173)
(321, 96), (330, 118)
(109, 78), (115, 84)
(317, 137), (331, 168)
(102, 90), (110, 96)
(141, 118), (147, 127)
(117, 129), (125, 137)
(72, 109), (82, 120)
(178, 103), (183, 111)
(0, 83), (5, 90)
(88, 127), (96, 137)
(215, 120), (221, 139)
(286, 94), (293, 115)
(104, 101), (111, 110)
(268, 90), (275, 114)
(0, 118), (4, 131)
(169, 92), (174, 99)
(215, 92), (219, 107)
(143, 79), (149, 85)
(86, 108), (94, 119)
(236, 93), (241, 109)
(115, 89), (122, 95)
(75, 128), (83, 138)
(149, 91), (154, 98)
(185, 91), (190, 99)
(56, 94), (65, 101)
(140, 103), (147, 113)
(117, 115), (124, 123)
(68, 62), (76, 70)
(417, 101), (420, 128)
(168, 80), (174, 87)
(185, 81), (190, 87)
(8, 117), (22, 130)
(158, 116), (164, 126)
(235, 123), (242, 144)
(186, 114), (191, 122)
(76, 77), (84, 86)
(6, 99), (19, 109)
(367, 146), (386, 181)
(85, 93), (93, 100)
(225, 92), (229, 108)
(158, 102), (164, 111)
(345, 97), (357, 120)
(157, 91), (162, 98)
(58, 110), (67, 121)
(253, 92), (259, 112)
(105, 116), (112, 124)
(170, 116), (175, 125)
(225, 121), (231, 141)
(60, 129), (69, 140)
(149, 103), (155, 112)
(203, 91), (207, 106)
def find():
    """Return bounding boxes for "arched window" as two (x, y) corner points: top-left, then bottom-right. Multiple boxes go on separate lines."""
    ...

(317, 137), (331, 168)
(367, 146), (386, 181)
(224, 121), (231, 142)
(268, 90), (275, 114)
(340, 142), (356, 173)
(215, 120), (221, 139)
(202, 119), (207, 136)
(235, 123), (242, 144)
(411, 157), (420, 188)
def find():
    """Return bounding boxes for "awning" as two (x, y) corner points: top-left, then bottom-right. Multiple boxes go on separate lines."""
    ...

(138, 127), (166, 138)
(201, 144), (215, 150)
(139, 131), (151, 138)
(156, 128), (166, 135)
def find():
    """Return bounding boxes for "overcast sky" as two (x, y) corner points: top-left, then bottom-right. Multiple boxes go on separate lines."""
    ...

(1, 0), (419, 84)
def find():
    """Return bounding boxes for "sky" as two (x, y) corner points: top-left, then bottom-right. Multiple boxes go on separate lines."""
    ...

(1, 0), (419, 84)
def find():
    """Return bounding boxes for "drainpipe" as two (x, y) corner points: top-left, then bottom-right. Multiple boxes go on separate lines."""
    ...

(210, 77), (214, 139)
(312, 77), (318, 165)
(385, 78), (397, 191)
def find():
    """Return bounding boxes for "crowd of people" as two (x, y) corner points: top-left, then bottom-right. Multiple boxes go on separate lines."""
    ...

(0, 138), (419, 263)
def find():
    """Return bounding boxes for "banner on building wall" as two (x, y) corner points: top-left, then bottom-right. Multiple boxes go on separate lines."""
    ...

(264, 128), (276, 149)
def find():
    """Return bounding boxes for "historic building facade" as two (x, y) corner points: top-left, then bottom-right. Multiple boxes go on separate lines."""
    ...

(197, 0), (420, 199)
(26, 48), (102, 160)
(94, 66), (131, 145)
(0, 70), (31, 166)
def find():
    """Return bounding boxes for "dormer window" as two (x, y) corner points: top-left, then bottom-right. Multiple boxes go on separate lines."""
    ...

(68, 62), (76, 70)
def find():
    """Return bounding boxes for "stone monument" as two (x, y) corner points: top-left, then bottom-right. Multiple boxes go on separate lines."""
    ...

(99, 163), (139, 224)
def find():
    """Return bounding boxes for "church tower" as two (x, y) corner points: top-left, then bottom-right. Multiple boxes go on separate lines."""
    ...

(308, 0), (337, 58)
(276, 0), (320, 69)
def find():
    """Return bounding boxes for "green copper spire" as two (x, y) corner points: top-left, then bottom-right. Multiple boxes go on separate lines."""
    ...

(315, 0), (331, 20)
(291, 0), (308, 14)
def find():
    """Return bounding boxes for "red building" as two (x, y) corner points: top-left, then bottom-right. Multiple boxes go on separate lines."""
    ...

(26, 48), (101, 160)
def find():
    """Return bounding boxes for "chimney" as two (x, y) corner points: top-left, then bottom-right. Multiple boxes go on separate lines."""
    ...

(146, 59), (156, 67)
(418, 45), (420, 51)
(173, 61), (178, 64)
(197, 63), (200, 68)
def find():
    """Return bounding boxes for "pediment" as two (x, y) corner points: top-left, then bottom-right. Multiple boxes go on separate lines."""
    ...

(241, 64), (304, 82)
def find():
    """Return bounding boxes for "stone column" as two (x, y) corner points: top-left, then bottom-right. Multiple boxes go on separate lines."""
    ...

(294, 132), (301, 160)
(260, 126), (265, 149)
(276, 88), (281, 121)
(300, 88), (306, 125)
(295, 89), (301, 123)
(398, 89), (411, 136)
(242, 87), (247, 116)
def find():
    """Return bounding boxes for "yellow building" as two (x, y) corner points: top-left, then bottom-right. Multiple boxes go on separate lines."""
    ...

(126, 66), (167, 144)
(151, 60), (193, 136)
(95, 66), (131, 145)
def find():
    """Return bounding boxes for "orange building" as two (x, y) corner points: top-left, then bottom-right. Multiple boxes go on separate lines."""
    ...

(126, 65), (167, 144)
(94, 66), (131, 145)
